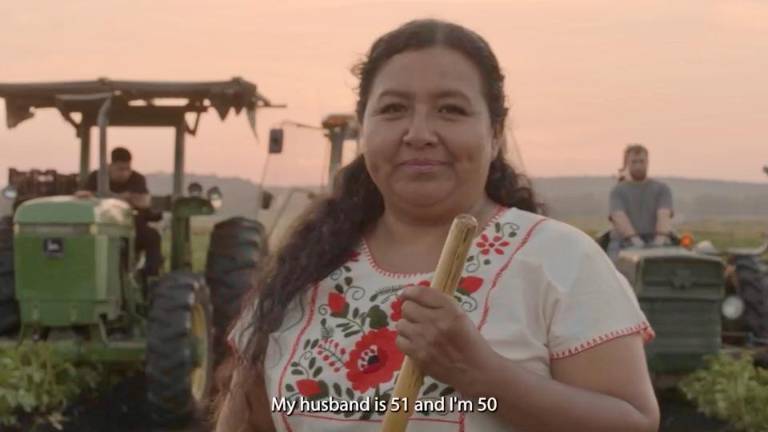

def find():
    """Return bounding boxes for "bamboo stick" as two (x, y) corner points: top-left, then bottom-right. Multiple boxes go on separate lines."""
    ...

(380, 214), (478, 432)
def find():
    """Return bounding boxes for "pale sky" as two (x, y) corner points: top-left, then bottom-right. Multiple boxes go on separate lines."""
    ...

(1, 0), (767, 187)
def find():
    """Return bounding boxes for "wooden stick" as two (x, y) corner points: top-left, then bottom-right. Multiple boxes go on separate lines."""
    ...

(380, 214), (479, 432)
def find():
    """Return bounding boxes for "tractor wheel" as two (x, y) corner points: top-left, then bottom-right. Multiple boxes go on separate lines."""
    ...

(146, 271), (213, 428)
(733, 255), (768, 340)
(0, 216), (19, 336)
(205, 217), (268, 362)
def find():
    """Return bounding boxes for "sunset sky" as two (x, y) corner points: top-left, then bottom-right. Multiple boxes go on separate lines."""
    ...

(1, 0), (767, 187)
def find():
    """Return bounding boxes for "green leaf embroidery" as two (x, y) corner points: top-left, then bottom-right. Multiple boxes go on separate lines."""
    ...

(367, 305), (389, 329)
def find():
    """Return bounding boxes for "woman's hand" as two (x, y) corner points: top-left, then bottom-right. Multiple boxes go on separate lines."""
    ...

(394, 284), (498, 397)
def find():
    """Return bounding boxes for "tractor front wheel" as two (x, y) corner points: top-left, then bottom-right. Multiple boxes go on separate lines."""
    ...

(0, 216), (19, 336)
(146, 271), (213, 428)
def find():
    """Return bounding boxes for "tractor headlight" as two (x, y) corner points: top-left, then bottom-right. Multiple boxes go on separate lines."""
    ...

(2, 186), (17, 200)
(207, 186), (223, 209)
(722, 295), (745, 320)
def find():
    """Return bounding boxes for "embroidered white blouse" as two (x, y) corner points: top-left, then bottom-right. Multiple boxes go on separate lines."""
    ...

(230, 206), (654, 431)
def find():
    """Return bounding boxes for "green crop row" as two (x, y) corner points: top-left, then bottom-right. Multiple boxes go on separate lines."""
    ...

(0, 343), (104, 429)
(680, 352), (768, 431)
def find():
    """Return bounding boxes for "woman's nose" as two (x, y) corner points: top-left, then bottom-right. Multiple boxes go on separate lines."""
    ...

(402, 110), (437, 147)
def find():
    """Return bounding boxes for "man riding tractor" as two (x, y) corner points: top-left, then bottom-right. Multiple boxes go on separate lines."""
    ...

(75, 147), (162, 280)
(606, 143), (675, 261)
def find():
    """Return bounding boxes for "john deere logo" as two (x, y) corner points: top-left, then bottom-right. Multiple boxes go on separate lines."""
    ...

(43, 238), (64, 258)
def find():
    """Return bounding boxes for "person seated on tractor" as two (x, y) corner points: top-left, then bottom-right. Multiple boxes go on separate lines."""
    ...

(607, 144), (674, 260)
(75, 147), (162, 277)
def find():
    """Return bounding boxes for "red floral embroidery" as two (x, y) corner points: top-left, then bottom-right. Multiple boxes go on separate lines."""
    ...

(390, 297), (403, 322)
(328, 292), (348, 315)
(476, 234), (511, 256)
(458, 276), (483, 294)
(345, 328), (404, 392)
(296, 379), (323, 397)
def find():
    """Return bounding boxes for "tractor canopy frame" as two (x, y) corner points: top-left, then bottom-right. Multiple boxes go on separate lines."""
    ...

(0, 78), (281, 198)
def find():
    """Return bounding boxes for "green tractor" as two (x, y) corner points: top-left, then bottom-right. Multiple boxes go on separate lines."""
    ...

(0, 79), (281, 427)
(608, 238), (727, 387)
(598, 217), (768, 388)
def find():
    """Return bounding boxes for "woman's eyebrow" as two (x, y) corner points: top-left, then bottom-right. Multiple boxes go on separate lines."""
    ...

(376, 88), (472, 103)
(433, 89), (472, 104)
(376, 89), (410, 100)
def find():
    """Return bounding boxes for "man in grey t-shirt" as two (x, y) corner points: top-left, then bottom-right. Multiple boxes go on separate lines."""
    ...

(608, 144), (674, 259)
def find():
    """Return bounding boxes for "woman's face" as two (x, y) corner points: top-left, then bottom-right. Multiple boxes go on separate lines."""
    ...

(360, 47), (499, 211)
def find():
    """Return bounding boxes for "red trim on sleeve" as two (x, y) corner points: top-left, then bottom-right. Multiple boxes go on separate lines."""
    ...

(549, 321), (656, 360)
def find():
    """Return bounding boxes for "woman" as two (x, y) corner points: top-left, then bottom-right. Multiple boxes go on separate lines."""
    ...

(215, 19), (659, 432)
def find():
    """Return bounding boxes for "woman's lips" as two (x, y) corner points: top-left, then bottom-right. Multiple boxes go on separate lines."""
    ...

(399, 159), (447, 166)
(398, 159), (447, 173)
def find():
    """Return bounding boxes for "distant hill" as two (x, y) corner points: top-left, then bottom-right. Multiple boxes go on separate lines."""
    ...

(144, 173), (768, 228)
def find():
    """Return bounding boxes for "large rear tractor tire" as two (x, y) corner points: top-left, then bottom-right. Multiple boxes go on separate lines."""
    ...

(733, 255), (768, 341)
(146, 271), (213, 428)
(205, 217), (268, 362)
(0, 216), (19, 336)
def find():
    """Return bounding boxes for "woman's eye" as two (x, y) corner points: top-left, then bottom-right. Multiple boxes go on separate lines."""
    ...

(379, 103), (406, 114)
(439, 104), (468, 115)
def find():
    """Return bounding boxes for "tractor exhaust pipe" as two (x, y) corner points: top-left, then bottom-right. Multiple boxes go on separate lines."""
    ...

(97, 96), (112, 197)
